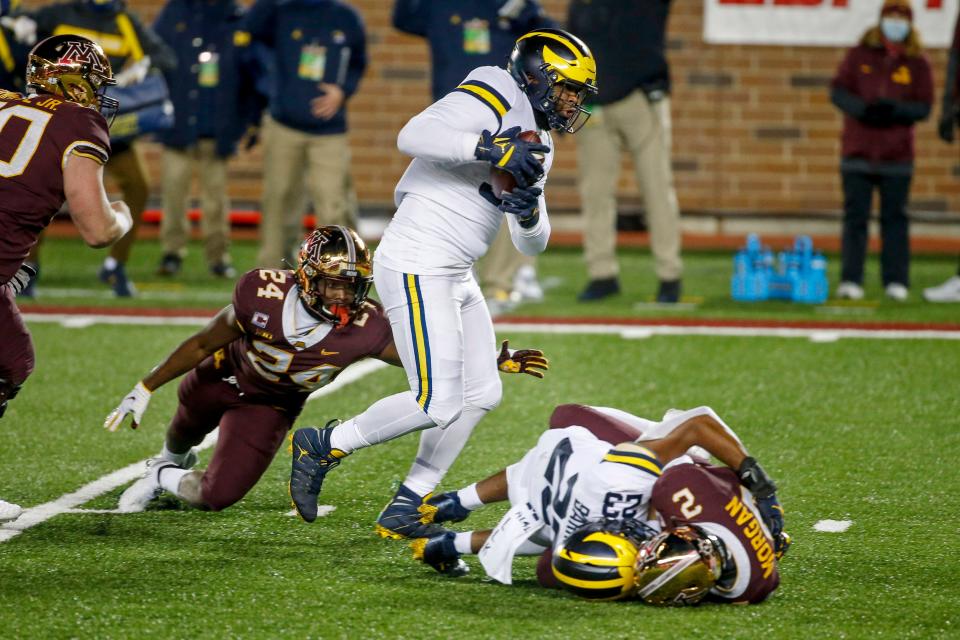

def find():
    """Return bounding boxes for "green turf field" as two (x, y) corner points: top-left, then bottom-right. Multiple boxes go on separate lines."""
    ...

(2, 236), (959, 638)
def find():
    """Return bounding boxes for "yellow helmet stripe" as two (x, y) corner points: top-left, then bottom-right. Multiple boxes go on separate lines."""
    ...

(518, 31), (597, 86)
(552, 565), (631, 590)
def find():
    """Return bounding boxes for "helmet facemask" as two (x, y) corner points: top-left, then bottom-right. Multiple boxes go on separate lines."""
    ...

(538, 73), (594, 133)
(294, 226), (373, 329)
(633, 525), (725, 606)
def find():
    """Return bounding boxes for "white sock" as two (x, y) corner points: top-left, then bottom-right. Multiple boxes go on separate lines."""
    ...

(402, 406), (488, 496)
(160, 443), (192, 466)
(158, 466), (190, 496)
(454, 531), (474, 555)
(456, 483), (483, 510)
(103, 256), (118, 271)
(329, 391), (434, 454)
(403, 456), (445, 497)
(328, 418), (370, 453)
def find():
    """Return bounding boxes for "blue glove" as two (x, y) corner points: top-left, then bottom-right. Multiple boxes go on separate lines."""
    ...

(756, 494), (785, 541)
(499, 185), (542, 229)
(475, 126), (549, 188)
(736, 456), (784, 540)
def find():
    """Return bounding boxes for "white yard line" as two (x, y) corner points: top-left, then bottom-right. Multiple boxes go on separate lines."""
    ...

(0, 359), (389, 543)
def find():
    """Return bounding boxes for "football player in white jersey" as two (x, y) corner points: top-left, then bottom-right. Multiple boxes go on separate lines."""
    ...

(408, 404), (784, 583)
(287, 29), (599, 537)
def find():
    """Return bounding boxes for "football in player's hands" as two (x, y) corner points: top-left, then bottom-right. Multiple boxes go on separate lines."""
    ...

(490, 130), (543, 198)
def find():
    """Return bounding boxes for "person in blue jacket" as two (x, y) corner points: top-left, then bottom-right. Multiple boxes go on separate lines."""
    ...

(392, 0), (555, 314)
(153, 0), (268, 279)
(0, 0), (30, 92)
(239, 0), (367, 268)
(392, 0), (554, 101)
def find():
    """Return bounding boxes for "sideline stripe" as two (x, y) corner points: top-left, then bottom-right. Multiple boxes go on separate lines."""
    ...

(22, 312), (960, 338)
(0, 359), (388, 543)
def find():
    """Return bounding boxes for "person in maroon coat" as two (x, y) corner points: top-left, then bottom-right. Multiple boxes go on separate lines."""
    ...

(830, 0), (933, 302)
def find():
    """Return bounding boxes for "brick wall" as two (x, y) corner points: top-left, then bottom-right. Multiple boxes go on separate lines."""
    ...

(27, 0), (960, 217)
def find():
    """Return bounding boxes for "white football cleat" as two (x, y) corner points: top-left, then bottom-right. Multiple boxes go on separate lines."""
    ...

(884, 283), (908, 302)
(0, 499), (23, 523)
(836, 281), (864, 300)
(923, 275), (960, 303)
(512, 264), (544, 303)
(118, 458), (178, 513)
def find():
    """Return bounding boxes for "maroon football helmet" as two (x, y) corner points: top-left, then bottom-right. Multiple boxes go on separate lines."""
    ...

(294, 226), (373, 328)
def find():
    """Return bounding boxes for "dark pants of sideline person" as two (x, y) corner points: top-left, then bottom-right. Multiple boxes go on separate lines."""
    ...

(840, 170), (912, 287)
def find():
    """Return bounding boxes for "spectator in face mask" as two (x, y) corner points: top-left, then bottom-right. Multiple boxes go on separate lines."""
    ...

(829, 0), (933, 302)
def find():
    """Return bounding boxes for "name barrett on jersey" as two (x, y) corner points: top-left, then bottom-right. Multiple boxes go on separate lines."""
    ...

(0, 90), (111, 282)
(208, 268), (392, 413)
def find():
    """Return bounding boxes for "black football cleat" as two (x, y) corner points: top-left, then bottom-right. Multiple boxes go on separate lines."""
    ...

(288, 425), (347, 522)
(411, 532), (469, 577)
(375, 484), (448, 540)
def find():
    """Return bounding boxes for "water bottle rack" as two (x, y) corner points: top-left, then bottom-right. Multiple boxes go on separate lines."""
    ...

(731, 234), (829, 304)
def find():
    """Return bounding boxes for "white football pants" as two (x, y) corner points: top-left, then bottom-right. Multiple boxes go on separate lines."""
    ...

(331, 265), (502, 495)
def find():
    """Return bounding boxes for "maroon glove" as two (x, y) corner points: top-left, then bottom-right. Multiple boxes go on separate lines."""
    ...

(497, 339), (549, 379)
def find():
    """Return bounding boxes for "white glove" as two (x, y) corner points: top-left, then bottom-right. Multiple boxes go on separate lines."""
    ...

(0, 16), (37, 46)
(104, 381), (152, 431)
(113, 56), (151, 87)
(6, 263), (36, 295)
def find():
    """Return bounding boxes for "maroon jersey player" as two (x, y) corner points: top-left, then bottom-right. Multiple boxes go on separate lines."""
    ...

(647, 463), (782, 604)
(0, 35), (132, 420)
(106, 226), (548, 513)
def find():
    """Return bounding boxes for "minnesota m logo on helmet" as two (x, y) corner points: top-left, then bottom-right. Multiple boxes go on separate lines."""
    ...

(58, 40), (111, 76)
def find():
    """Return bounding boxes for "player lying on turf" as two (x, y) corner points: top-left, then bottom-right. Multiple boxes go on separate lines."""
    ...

(408, 404), (787, 605)
(104, 226), (547, 512)
(543, 461), (790, 605)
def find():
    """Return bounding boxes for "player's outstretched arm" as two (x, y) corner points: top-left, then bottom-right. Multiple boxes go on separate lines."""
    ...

(64, 155), (133, 248)
(641, 413), (748, 471)
(641, 414), (785, 542)
(104, 306), (244, 431)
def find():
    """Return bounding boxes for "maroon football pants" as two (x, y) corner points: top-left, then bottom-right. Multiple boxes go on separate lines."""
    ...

(0, 286), (35, 386)
(171, 366), (294, 511)
(548, 403), (642, 443)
